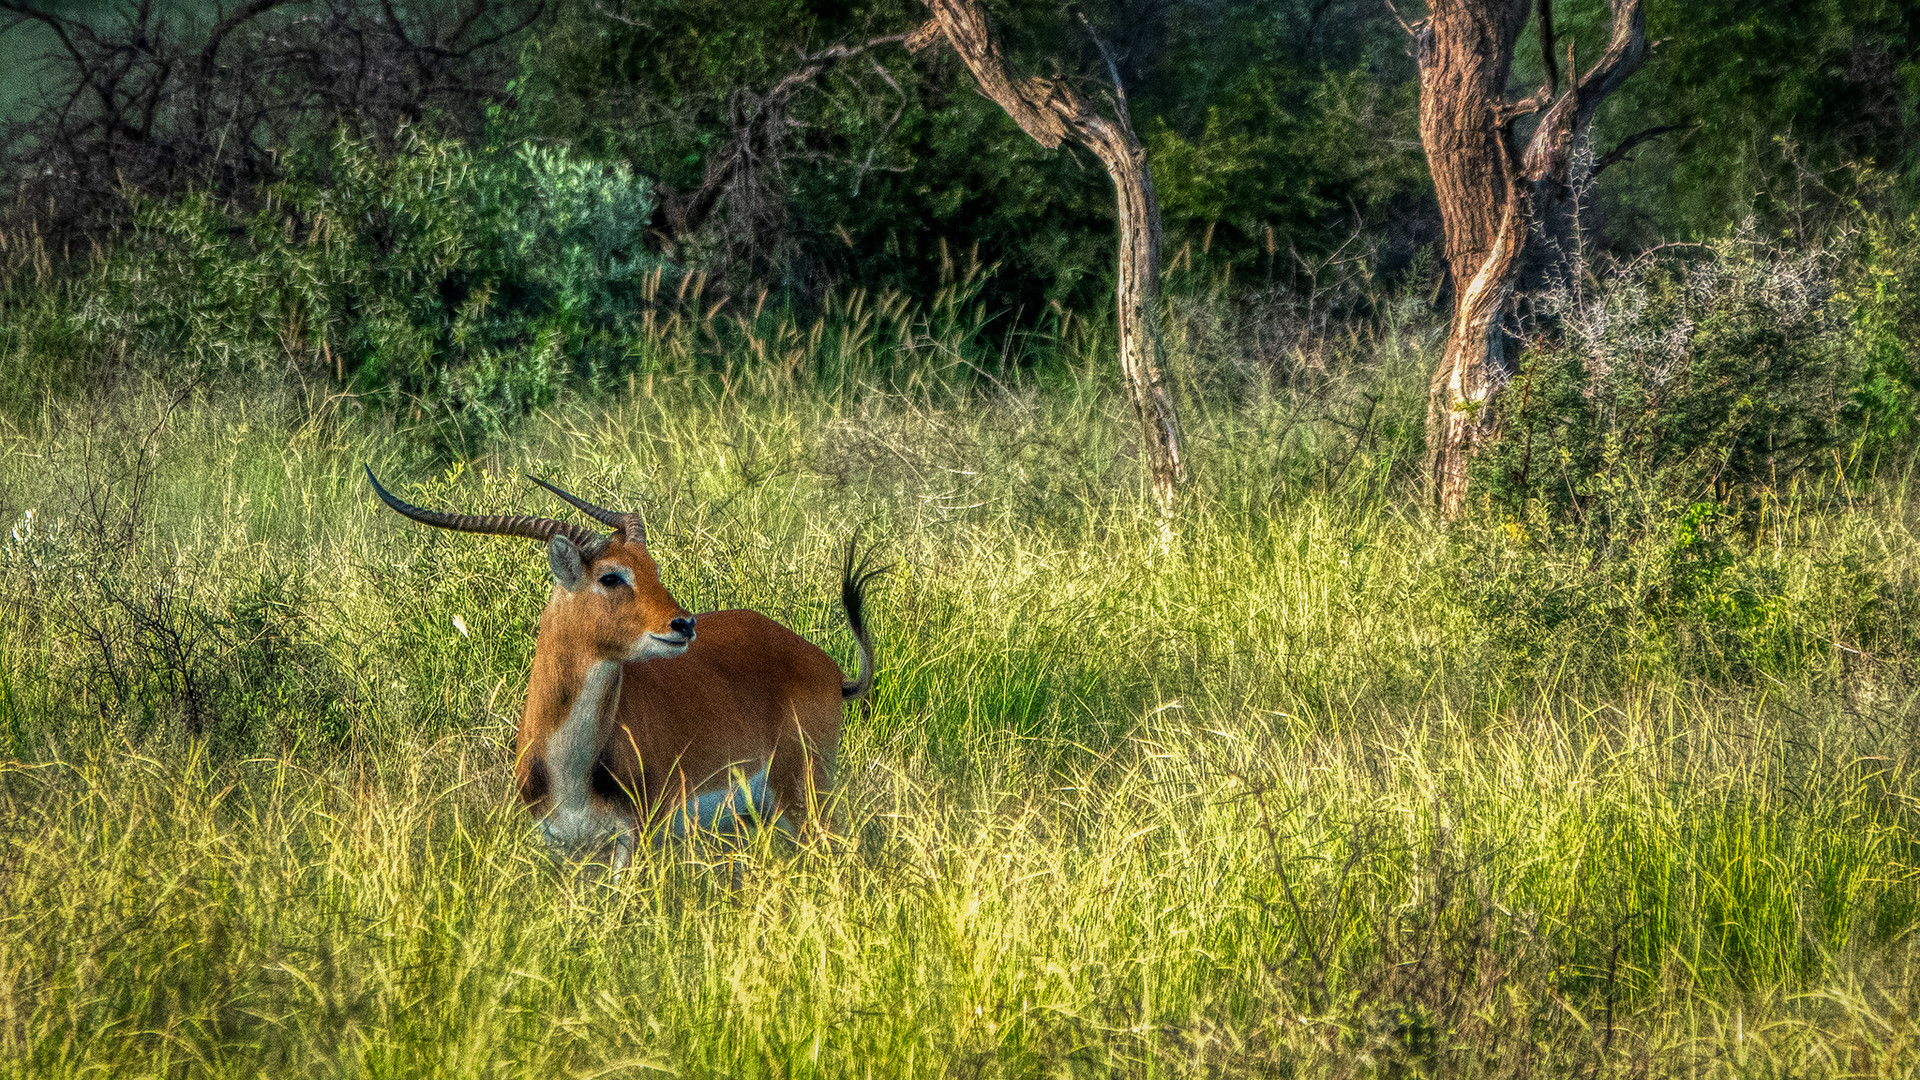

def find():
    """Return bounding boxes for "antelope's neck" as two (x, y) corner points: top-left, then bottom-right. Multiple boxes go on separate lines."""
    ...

(528, 654), (624, 815)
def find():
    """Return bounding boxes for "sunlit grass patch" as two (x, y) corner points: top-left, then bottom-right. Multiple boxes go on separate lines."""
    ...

(0, 371), (1915, 1076)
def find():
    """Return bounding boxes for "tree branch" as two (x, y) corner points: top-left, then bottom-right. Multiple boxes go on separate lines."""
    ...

(4, 0), (542, 247)
(1521, 0), (1644, 187)
(1591, 123), (1683, 176)
(919, 0), (1183, 511)
(1072, 8), (1132, 138)
(1497, 83), (1553, 125)
(448, 0), (546, 58)
(198, 0), (296, 77)
(920, 0), (1077, 148)
(655, 26), (928, 247)
(1381, 0), (1416, 40)
(1571, 0), (1647, 132)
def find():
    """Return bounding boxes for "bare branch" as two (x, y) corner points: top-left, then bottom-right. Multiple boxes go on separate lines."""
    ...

(590, 0), (648, 29)
(377, 0), (416, 51)
(1381, 0), (1416, 39)
(1497, 84), (1553, 125)
(197, 0), (296, 76)
(1521, 0), (1645, 188)
(1571, 0), (1648, 133)
(0, 4), (93, 72)
(904, 18), (941, 52)
(653, 24), (927, 252)
(1591, 123), (1684, 176)
(920, 0), (1075, 148)
(3, 0), (542, 249)
(1072, 8), (1132, 138)
(449, 0), (546, 58)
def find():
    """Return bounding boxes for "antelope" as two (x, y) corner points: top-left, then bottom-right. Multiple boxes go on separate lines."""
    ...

(366, 467), (880, 867)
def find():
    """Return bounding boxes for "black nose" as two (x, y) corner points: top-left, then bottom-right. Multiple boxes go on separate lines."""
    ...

(670, 616), (696, 637)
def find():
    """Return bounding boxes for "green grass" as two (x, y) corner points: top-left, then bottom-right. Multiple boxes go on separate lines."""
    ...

(0, 361), (1917, 1077)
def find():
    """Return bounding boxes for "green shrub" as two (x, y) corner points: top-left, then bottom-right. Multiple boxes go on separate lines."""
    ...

(1840, 212), (1920, 459)
(0, 440), (358, 756)
(1463, 235), (1920, 682)
(80, 130), (661, 451)
(1481, 236), (1849, 521)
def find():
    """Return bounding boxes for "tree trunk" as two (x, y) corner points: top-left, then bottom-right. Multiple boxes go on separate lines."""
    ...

(1416, 0), (1532, 516)
(1414, 0), (1647, 517)
(917, 0), (1184, 520)
(1088, 109), (1183, 522)
(1426, 191), (1529, 513)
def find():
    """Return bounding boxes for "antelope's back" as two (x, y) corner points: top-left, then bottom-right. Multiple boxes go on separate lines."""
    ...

(613, 609), (844, 772)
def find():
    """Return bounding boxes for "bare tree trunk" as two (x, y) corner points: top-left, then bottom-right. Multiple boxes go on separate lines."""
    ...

(916, 0), (1185, 520)
(1426, 190), (1529, 513)
(1415, 0), (1531, 517)
(1412, 0), (1648, 517)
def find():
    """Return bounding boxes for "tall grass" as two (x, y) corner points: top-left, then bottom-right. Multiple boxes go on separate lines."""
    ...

(0, 340), (1917, 1075)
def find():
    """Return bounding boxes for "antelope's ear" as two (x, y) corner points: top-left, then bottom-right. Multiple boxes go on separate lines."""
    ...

(547, 534), (586, 591)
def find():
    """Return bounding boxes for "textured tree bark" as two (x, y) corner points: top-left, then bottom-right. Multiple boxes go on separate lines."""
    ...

(917, 0), (1185, 520)
(1414, 0), (1647, 517)
(1416, 0), (1532, 517)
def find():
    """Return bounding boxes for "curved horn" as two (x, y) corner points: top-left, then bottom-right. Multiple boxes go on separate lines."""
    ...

(526, 475), (646, 544)
(367, 467), (607, 554)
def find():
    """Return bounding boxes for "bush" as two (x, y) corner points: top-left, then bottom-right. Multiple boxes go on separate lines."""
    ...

(0, 458), (356, 756)
(1480, 235), (1850, 521)
(77, 130), (662, 451)
(1462, 234), (1920, 682)
(1840, 212), (1920, 460)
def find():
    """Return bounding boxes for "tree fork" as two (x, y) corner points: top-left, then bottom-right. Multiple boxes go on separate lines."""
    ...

(1414, 0), (1647, 517)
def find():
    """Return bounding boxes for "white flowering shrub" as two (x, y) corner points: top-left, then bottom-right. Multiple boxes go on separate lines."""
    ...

(1480, 234), (1847, 519)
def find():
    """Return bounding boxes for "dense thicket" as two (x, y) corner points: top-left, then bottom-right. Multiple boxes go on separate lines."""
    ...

(0, 0), (546, 243)
(0, 0), (1917, 479)
(10, 0), (1911, 309)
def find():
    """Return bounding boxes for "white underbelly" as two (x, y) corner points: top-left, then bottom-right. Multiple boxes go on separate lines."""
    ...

(664, 767), (772, 837)
(536, 764), (775, 851)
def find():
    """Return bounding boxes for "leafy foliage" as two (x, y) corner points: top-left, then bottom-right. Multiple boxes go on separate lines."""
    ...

(1464, 234), (1920, 679)
(80, 131), (659, 449)
(1841, 211), (1920, 455)
(1142, 2), (1427, 278)
(1595, 0), (1920, 244)
(509, 0), (1432, 311)
(1481, 236), (1850, 518)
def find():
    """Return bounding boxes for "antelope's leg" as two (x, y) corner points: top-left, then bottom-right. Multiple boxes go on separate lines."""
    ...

(610, 819), (637, 877)
(769, 715), (837, 838)
(661, 768), (768, 838)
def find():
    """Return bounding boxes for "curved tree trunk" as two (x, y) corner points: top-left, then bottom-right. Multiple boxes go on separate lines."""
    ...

(1416, 0), (1531, 516)
(1415, 0), (1648, 517)
(1425, 191), (1529, 512)
(917, 0), (1184, 520)
(1081, 110), (1184, 522)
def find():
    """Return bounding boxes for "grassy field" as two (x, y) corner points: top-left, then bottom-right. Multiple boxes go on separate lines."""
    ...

(1, 347), (1918, 1077)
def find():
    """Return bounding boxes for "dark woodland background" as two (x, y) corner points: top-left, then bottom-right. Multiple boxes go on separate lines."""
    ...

(2, 0), (1916, 434)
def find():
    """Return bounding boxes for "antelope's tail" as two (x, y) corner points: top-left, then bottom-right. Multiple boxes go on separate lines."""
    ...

(839, 535), (887, 701)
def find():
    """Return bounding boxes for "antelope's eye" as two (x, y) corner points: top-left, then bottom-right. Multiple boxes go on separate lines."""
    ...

(598, 572), (625, 589)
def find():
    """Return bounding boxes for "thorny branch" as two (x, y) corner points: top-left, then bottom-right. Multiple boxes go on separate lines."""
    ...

(1591, 123), (1684, 176)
